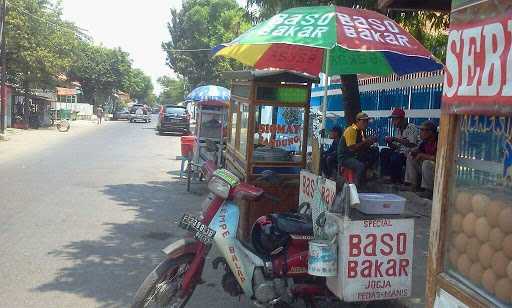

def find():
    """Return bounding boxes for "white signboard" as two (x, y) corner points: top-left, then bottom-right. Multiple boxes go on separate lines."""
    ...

(299, 170), (336, 208)
(331, 218), (414, 302)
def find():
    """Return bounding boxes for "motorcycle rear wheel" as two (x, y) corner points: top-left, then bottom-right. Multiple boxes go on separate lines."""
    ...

(56, 120), (70, 132)
(132, 254), (196, 308)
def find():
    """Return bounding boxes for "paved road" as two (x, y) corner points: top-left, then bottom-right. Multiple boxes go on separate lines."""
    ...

(0, 117), (248, 307)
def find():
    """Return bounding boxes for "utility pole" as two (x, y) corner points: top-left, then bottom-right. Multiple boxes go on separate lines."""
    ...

(0, 0), (7, 135)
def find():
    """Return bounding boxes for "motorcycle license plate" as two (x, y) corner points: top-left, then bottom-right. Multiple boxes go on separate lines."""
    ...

(179, 214), (216, 244)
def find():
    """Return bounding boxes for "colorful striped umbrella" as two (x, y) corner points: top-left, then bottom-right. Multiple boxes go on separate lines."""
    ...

(212, 6), (443, 77)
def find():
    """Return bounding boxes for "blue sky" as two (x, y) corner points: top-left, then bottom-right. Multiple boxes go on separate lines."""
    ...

(60, 0), (246, 94)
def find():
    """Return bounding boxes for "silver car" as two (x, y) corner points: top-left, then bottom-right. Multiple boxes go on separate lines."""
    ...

(113, 108), (130, 120)
(129, 104), (151, 123)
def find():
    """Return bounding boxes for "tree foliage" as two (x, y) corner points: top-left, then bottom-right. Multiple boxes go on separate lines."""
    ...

(123, 68), (154, 103)
(68, 43), (128, 104)
(5, 0), (81, 91)
(4, 0), (154, 105)
(69, 43), (154, 105)
(157, 76), (187, 104)
(162, 0), (251, 88)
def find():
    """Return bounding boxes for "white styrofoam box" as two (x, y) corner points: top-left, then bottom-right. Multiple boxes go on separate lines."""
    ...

(357, 193), (406, 215)
(326, 213), (415, 302)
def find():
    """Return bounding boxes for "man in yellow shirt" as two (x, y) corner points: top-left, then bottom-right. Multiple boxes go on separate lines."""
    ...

(337, 112), (379, 186)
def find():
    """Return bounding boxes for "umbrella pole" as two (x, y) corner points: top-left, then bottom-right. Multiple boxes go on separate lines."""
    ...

(321, 48), (330, 130)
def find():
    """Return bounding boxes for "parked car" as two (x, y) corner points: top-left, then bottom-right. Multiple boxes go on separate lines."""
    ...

(129, 104), (151, 123)
(157, 105), (190, 134)
(152, 106), (161, 114)
(113, 107), (130, 120)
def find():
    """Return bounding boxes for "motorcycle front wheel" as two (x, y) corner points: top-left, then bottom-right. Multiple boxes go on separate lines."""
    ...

(132, 254), (196, 308)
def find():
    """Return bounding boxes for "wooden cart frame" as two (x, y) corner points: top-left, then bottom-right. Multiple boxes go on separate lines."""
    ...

(425, 0), (512, 306)
(223, 70), (319, 181)
(222, 70), (319, 239)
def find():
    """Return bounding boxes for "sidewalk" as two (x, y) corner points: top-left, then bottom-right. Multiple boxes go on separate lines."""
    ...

(368, 181), (433, 308)
(0, 120), (106, 164)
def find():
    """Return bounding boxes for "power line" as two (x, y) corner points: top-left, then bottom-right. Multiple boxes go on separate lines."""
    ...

(6, 1), (88, 36)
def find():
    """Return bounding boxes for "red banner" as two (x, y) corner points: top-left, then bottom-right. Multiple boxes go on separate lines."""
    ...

(443, 10), (512, 109)
(335, 6), (431, 57)
(255, 44), (324, 76)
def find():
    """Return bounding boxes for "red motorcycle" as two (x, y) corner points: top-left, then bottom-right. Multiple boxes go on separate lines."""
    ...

(132, 169), (341, 308)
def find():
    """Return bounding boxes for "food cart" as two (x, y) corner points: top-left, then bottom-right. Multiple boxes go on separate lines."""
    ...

(223, 70), (318, 239)
(426, 1), (512, 307)
(193, 99), (229, 166)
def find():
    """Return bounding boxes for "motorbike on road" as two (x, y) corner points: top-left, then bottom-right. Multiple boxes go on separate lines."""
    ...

(132, 168), (342, 308)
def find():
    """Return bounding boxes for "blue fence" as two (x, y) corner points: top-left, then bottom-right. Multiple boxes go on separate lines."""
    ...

(310, 71), (443, 144)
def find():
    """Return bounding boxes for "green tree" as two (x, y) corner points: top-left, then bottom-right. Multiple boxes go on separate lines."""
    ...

(157, 76), (188, 104)
(122, 68), (154, 103)
(162, 0), (251, 88)
(5, 0), (81, 92)
(68, 43), (155, 106)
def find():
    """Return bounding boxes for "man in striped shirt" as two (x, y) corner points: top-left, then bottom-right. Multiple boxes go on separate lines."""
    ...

(381, 108), (419, 183)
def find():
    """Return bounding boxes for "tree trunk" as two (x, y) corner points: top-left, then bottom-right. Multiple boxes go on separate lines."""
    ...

(340, 74), (361, 126)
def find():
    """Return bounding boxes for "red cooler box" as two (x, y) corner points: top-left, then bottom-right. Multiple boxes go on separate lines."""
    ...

(180, 136), (196, 158)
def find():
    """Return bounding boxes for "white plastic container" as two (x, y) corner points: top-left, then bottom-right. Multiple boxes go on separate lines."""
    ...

(308, 240), (337, 277)
(357, 193), (406, 215)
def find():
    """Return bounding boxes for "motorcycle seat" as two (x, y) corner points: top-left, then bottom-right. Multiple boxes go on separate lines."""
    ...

(270, 213), (313, 236)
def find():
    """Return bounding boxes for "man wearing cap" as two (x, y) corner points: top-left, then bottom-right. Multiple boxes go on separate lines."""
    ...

(381, 108), (419, 183)
(405, 120), (438, 198)
(321, 125), (343, 178)
(337, 112), (379, 186)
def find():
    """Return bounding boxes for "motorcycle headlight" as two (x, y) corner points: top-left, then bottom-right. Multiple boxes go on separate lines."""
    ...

(208, 176), (231, 199)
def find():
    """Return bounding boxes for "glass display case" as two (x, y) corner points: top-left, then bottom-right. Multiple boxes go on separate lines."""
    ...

(193, 100), (229, 166)
(442, 116), (512, 307)
(426, 1), (512, 307)
(224, 70), (317, 179)
(223, 70), (319, 240)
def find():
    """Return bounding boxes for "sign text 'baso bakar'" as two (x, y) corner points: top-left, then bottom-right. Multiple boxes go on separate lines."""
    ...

(347, 232), (409, 278)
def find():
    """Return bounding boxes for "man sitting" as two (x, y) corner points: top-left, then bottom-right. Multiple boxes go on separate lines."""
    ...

(404, 121), (438, 198)
(321, 125), (343, 179)
(381, 108), (419, 183)
(337, 112), (379, 186)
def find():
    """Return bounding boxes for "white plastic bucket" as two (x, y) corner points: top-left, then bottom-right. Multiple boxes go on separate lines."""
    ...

(308, 240), (337, 277)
